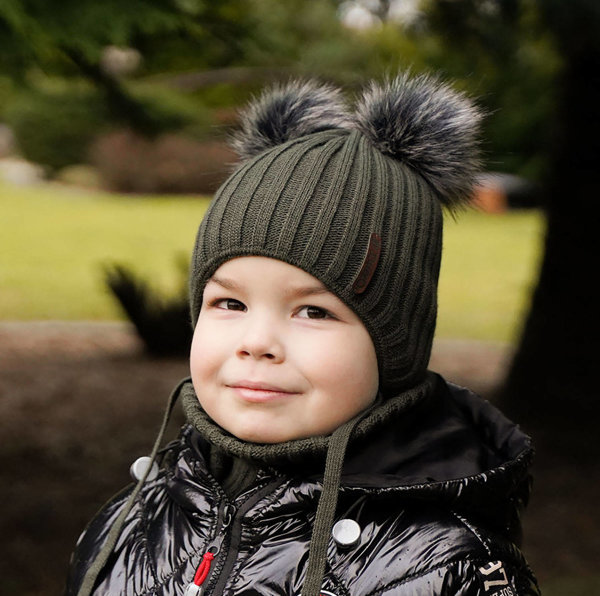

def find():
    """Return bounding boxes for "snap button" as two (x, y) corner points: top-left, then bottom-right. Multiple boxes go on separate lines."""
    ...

(331, 518), (361, 548)
(130, 456), (159, 481)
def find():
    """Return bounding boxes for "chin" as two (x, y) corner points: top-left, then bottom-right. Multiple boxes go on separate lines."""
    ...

(224, 420), (302, 444)
(231, 426), (292, 444)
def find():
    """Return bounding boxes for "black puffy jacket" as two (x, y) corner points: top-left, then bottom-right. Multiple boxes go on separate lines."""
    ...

(66, 379), (540, 595)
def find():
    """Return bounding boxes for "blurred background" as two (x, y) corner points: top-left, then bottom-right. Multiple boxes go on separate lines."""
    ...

(1, 1), (598, 594)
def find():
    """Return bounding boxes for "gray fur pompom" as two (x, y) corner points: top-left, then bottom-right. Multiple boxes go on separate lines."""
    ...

(233, 80), (351, 161)
(355, 73), (482, 208)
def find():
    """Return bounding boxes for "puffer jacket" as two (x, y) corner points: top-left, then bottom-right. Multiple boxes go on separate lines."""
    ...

(66, 378), (540, 595)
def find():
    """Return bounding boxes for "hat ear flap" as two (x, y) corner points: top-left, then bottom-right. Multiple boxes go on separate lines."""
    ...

(233, 80), (351, 161)
(355, 73), (483, 209)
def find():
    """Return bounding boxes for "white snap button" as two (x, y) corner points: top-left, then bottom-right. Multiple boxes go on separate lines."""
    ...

(331, 518), (361, 548)
(129, 456), (159, 481)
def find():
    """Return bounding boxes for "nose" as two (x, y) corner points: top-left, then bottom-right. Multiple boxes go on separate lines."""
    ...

(236, 314), (284, 363)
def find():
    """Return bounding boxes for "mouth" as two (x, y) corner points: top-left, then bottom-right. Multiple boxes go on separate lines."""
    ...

(226, 380), (299, 403)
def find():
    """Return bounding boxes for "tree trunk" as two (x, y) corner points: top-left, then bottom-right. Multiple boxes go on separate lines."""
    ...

(502, 0), (600, 446)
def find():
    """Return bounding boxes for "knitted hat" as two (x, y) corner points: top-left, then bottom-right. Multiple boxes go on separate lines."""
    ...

(189, 73), (481, 395)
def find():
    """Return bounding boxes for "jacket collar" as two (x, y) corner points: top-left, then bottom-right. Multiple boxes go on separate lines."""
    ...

(169, 376), (533, 543)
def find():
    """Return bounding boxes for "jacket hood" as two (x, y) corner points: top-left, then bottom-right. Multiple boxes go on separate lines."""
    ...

(340, 380), (532, 487)
(338, 380), (533, 544)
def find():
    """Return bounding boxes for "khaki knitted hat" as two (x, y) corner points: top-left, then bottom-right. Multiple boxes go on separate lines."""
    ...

(189, 73), (481, 395)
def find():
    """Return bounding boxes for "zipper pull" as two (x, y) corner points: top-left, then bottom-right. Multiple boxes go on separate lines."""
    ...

(184, 504), (236, 595)
(184, 551), (214, 596)
(184, 540), (221, 596)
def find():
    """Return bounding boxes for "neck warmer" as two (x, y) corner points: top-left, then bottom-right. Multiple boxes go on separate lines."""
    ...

(182, 373), (438, 596)
(181, 375), (436, 466)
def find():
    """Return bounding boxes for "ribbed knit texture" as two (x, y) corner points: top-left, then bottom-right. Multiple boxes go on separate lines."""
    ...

(181, 374), (437, 464)
(190, 129), (443, 395)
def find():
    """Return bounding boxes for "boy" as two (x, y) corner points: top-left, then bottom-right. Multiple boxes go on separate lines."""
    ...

(67, 74), (540, 595)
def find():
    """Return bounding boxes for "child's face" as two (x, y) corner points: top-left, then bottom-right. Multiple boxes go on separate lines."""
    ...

(190, 256), (379, 443)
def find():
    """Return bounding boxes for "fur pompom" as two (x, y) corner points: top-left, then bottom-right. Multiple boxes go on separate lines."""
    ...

(233, 80), (351, 161)
(355, 73), (482, 208)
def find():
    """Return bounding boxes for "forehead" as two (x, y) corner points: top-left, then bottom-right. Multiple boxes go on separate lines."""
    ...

(208, 256), (327, 290)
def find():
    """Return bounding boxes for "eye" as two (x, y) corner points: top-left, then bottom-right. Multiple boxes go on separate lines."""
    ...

(297, 305), (332, 320)
(212, 298), (246, 311)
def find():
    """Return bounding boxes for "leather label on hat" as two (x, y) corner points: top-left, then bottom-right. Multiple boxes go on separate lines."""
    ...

(352, 232), (381, 294)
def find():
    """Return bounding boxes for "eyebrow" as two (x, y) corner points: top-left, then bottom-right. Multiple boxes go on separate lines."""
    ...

(208, 276), (240, 291)
(288, 285), (330, 299)
(208, 275), (331, 299)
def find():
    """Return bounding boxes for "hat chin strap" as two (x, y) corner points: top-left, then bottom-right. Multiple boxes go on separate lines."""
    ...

(76, 377), (190, 596)
(300, 407), (369, 596)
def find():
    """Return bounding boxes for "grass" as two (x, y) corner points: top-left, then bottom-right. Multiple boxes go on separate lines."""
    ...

(2, 182), (209, 320)
(438, 209), (545, 343)
(1, 181), (545, 342)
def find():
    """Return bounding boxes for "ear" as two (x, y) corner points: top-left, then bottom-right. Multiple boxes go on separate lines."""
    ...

(233, 80), (351, 161)
(355, 73), (483, 209)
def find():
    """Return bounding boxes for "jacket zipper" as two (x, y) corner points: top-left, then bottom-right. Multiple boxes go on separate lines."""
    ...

(204, 477), (286, 595)
(184, 502), (235, 595)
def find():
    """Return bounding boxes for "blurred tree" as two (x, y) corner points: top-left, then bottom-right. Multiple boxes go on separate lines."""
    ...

(0, 0), (258, 135)
(335, 0), (559, 180)
(1, 0), (557, 178)
(502, 0), (600, 441)
(426, 0), (599, 441)
(423, 0), (560, 181)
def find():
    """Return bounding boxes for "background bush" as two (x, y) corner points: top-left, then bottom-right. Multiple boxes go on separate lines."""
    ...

(3, 82), (216, 180)
(104, 261), (192, 356)
(4, 88), (108, 172)
(90, 131), (236, 194)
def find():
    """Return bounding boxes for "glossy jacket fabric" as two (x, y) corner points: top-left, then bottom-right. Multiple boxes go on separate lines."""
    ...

(66, 379), (540, 595)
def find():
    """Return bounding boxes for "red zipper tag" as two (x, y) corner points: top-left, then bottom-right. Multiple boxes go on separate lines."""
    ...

(193, 552), (215, 585)
(184, 552), (214, 596)
(185, 504), (234, 595)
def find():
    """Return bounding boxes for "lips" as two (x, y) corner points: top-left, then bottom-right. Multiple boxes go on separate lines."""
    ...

(226, 380), (299, 403)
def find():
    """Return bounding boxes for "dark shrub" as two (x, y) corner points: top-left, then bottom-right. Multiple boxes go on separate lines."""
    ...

(91, 130), (236, 194)
(104, 261), (192, 357)
(5, 88), (108, 171)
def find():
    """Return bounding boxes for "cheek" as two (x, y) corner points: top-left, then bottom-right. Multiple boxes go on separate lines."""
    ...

(297, 329), (379, 403)
(190, 321), (219, 382)
(344, 334), (378, 404)
(190, 326), (204, 373)
(335, 350), (379, 407)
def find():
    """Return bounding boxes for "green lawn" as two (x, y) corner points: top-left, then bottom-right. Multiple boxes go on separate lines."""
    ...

(2, 182), (545, 342)
(2, 182), (209, 320)
(438, 208), (545, 343)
